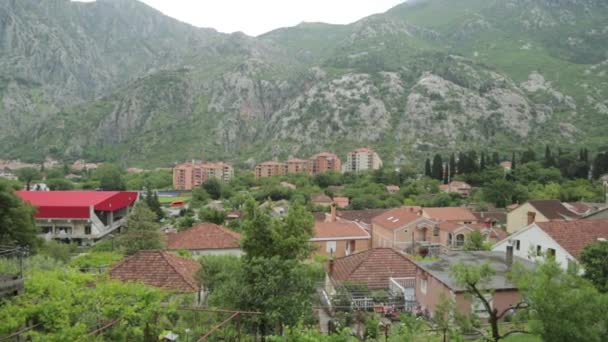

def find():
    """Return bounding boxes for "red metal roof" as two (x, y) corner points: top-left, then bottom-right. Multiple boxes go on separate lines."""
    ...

(16, 191), (138, 219)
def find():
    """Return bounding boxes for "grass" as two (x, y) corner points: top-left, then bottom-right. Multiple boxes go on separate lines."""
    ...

(158, 196), (191, 205)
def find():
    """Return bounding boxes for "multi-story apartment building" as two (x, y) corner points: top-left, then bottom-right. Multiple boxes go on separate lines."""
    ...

(343, 147), (383, 173)
(310, 152), (341, 175)
(255, 161), (288, 178)
(173, 161), (234, 190)
(287, 158), (311, 175)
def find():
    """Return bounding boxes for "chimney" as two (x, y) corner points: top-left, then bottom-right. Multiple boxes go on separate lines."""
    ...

(527, 212), (536, 225)
(328, 258), (335, 276)
(506, 245), (514, 267)
(330, 203), (337, 222)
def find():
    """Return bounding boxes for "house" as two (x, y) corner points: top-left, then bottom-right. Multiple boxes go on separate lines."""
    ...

(492, 219), (608, 270)
(371, 207), (436, 250)
(473, 211), (507, 228)
(310, 152), (341, 175)
(343, 148), (383, 173)
(326, 248), (417, 290)
(110, 250), (201, 296)
(506, 200), (580, 234)
(386, 185), (400, 194)
(311, 209), (371, 258)
(166, 223), (242, 256)
(584, 207), (608, 220)
(316, 208), (388, 231)
(437, 222), (507, 249)
(311, 193), (333, 207)
(499, 161), (512, 170)
(173, 160), (234, 190)
(413, 250), (533, 318)
(439, 181), (472, 197)
(324, 248), (418, 309)
(333, 197), (349, 209)
(563, 202), (607, 217)
(16, 191), (138, 245)
(421, 207), (478, 224)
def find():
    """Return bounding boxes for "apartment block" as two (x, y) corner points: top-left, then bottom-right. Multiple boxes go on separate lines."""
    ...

(255, 161), (288, 178)
(310, 152), (342, 175)
(173, 161), (234, 190)
(287, 158), (311, 175)
(343, 148), (383, 173)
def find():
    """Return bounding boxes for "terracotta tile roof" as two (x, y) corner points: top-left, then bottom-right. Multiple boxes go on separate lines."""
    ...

(422, 207), (477, 222)
(329, 248), (417, 289)
(486, 227), (508, 241)
(473, 211), (507, 225)
(110, 251), (200, 292)
(333, 197), (349, 208)
(438, 221), (466, 233)
(529, 200), (580, 220)
(166, 224), (241, 251)
(313, 221), (370, 240)
(536, 219), (608, 258)
(258, 161), (286, 167)
(372, 207), (423, 231)
(311, 193), (333, 204)
(337, 209), (388, 225)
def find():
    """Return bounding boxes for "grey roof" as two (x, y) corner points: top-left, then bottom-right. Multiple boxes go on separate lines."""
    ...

(413, 251), (535, 292)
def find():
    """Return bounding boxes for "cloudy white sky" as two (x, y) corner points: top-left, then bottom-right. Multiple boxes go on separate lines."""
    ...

(77, 0), (406, 36)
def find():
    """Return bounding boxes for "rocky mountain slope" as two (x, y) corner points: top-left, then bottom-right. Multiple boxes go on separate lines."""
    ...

(1, 0), (607, 167)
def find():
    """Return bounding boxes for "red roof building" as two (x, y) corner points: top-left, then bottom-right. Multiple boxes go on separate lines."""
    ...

(311, 220), (371, 258)
(110, 251), (201, 293)
(16, 191), (138, 244)
(166, 224), (242, 256)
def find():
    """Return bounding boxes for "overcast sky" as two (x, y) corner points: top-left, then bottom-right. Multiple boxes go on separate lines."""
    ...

(77, 0), (406, 36)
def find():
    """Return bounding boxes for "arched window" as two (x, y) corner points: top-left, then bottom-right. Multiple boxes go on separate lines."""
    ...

(456, 234), (465, 248)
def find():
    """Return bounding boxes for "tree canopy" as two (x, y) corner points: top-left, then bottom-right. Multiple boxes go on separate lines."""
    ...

(0, 182), (40, 250)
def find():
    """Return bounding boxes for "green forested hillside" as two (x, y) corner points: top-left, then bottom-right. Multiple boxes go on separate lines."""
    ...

(1, 0), (607, 167)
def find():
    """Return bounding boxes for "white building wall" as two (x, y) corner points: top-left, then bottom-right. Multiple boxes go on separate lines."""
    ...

(492, 224), (574, 270)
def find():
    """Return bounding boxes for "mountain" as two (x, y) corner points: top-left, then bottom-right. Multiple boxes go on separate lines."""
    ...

(1, 0), (608, 167)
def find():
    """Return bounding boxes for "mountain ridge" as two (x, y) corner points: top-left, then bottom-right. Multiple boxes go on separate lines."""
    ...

(1, 0), (607, 167)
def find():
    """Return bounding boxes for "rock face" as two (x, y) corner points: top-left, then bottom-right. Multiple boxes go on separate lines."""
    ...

(1, 0), (608, 166)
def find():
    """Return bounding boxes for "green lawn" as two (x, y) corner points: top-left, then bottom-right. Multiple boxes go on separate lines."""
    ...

(158, 196), (191, 205)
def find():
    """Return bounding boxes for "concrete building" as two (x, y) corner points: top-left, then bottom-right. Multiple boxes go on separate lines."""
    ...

(343, 148), (382, 173)
(310, 152), (342, 175)
(16, 191), (138, 245)
(287, 158), (311, 175)
(254, 161), (287, 178)
(173, 161), (234, 190)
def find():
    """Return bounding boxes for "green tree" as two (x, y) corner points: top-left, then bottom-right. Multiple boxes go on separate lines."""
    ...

(15, 167), (41, 191)
(46, 178), (75, 190)
(464, 230), (489, 251)
(199, 207), (227, 225)
(117, 202), (164, 255)
(202, 178), (222, 200)
(425, 158), (432, 178)
(520, 148), (536, 164)
(580, 240), (608, 293)
(512, 258), (608, 342)
(432, 154), (444, 182)
(452, 262), (529, 342)
(0, 182), (40, 250)
(94, 164), (126, 190)
(144, 187), (164, 221)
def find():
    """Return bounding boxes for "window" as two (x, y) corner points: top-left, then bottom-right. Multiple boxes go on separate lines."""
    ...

(433, 226), (440, 237)
(471, 294), (493, 318)
(547, 248), (556, 258)
(84, 225), (92, 235)
(326, 241), (337, 254)
(420, 279), (427, 295)
(515, 239), (521, 251)
(536, 245), (542, 256)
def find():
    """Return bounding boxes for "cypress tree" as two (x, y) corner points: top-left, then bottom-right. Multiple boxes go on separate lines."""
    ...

(449, 153), (456, 179)
(432, 154), (444, 181)
(457, 152), (465, 175)
(492, 152), (500, 166)
(511, 152), (517, 171)
(480, 152), (486, 171)
(544, 145), (554, 168)
(424, 158), (432, 177)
